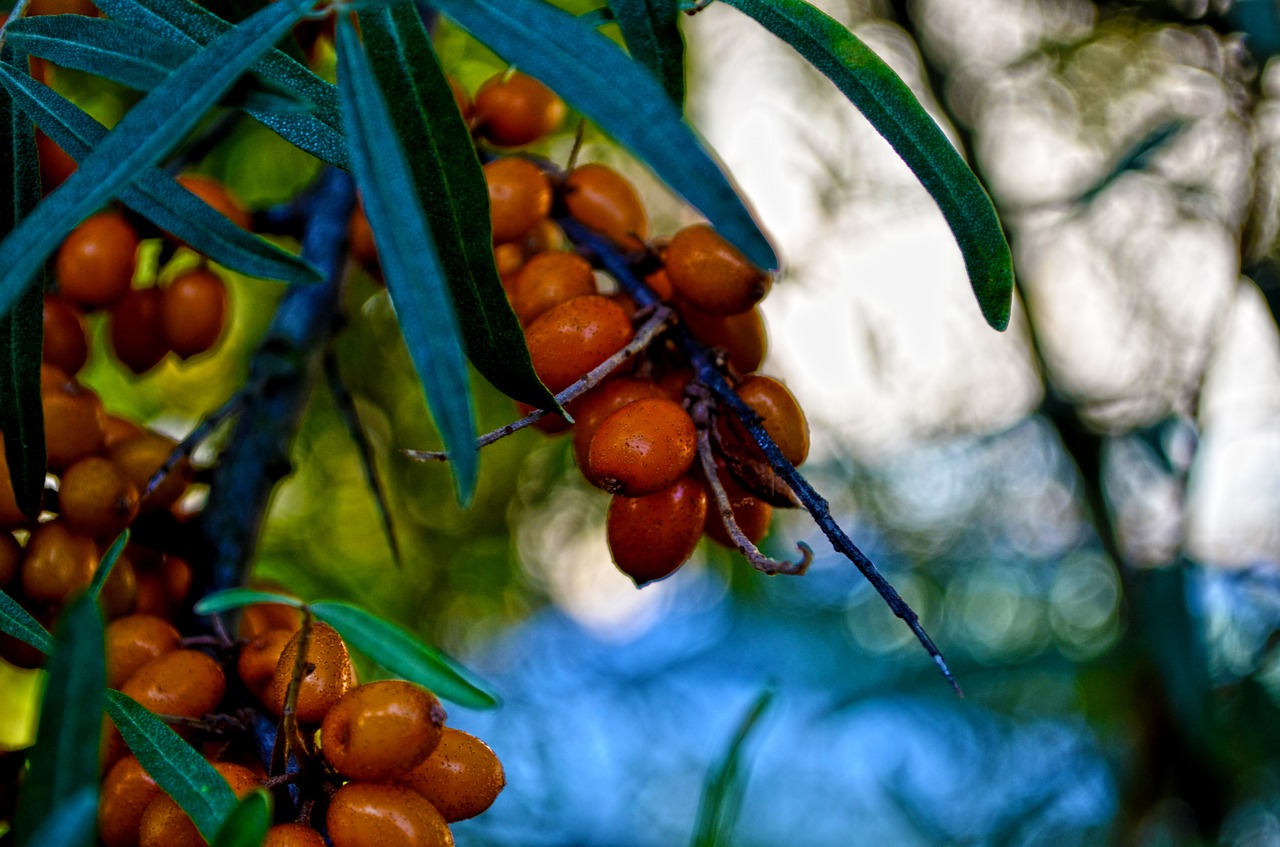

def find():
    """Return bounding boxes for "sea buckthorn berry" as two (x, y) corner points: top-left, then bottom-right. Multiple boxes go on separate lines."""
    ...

(28, 0), (98, 16)
(349, 201), (379, 270)
(644, 268), (675, 301)
(524, 295), (634, 393)
(447, 76), (472, 122)
(269, 621), (355, 723)
(237, 628), (293, 704)
(108, 431), (193, 512)
(58, 456), (140, 539)
(103, 414), (142, 449)
(132, 571), (175, 620)
(705, 468), (773, 548)
(494, 242), (525, 293)
(321, 680), (447, 781)
(22, 520), (98, 606)
(263, 823), (329, 847)
(0, 444), (31, 527)
(607, 477), (708, 586)
(98, 557), (138, 620)
(42, 373), (106, 469)
(42, 295), (89, 375)
(161, 268), (228, 360)
(121, 650), (227, 720)
(563, 164), (649, 252)
(105, 614), (181, 689)
(510, 251), (597, 325)
(36, 130), (76, 194)
(679, 304), (767, 375)
(401, 727), (506, 823)
(0, 532), (19, 589)
(327, 782), (454, 847)
(521, 218), (566, 255)
(176, 174), (251, 231)
(721, 375), (810, 467)
(587, 398), (698, 496)
(160, 554), (192, 606)
(474, 71), (565, 147)
(664, 224), (771, 315)
(138, 762), (259, 847)
(567, 377), (666, 482)
(99, 756), (161, 847)
(110, 287), (170, 375)
(55, 211), (138, 311)
(237, 599), (303, 640)
(485, 158), (552, 244)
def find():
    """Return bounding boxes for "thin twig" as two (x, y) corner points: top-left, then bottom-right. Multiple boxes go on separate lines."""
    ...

(145, 392), (244, 498)
(279, 609), (314, 769)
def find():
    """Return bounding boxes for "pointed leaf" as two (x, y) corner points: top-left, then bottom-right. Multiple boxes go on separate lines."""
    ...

(194, 587), (304, 616)
(606, 0), (685, 105)
(212, 790), (272, 847)
(311, 600), (500, 710)
(105, 690), (238, 840)
(0, 589), (54, 655)
(336, 15), (477, 503)
(87, 529), (130, 600)
(432, 0), (777, 271)
(14, 595), (105, 847)
(20, 788), (97, 847)
(691, 690), (772, 847)
(719, 0), (1013, 329)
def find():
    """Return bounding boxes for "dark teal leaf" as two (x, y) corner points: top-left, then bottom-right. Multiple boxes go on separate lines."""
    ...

(20, 788), (96, 847)
(606, 0), (685, 105)
(14, 595), (105, 847)
(311, 600), (500, 710)
(0, 0), (319, 320)
(719, 0), (1012, 329)
(360, 4), (560, 413)
(87, 529), (130, 601)
(105, 689), (238, 841)
(212, 789), (272, 847)
(336, 14), (477, 503)
(433, 0), (777, 271)
(0, 589), (54, 655)
(1076, 118), (1188, 207)
(576, 6), (615, 28)
(194, 587), (303, 615)
(691, 690), (772, 847)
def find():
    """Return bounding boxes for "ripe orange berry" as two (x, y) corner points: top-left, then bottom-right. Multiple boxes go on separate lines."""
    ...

(237, 599), (303, 640)
(161, 268), (228, 360)
(42, 372), (107, 469)
(524, 295), (634, 393)
(268, 621), (355, 723)
(679, 304), (766, 375)
(664, 224), (771, 315)
(121, 649), (226, 720)
(58, 456), (140, 539)
(607, 477), (707, 586)
(21, 519), (98, 606)
(36, 130), (76, 194)
(349, 201), (378, 270)
(474, 71), (565, 147)
(704, 467), (772, 548)
(105, 613), (181, 689)
(587, 398), (697, 496)
(238, 628), (294, 704)
(102, 414), (142, 449)
(521, 218), (566, 255)
(400, 727), (506, 823)
(27, 0), (98, 16)
(494, 242), (525, 293)
(721, 375), (809, 467)
(327, 782), (454, 847)
(321, 680), (446, 781)
(110, 287), (170, 375)
(0, 532), (20, 589)
(567, 377), (666, 482)
(176, 174), (251, 231)
(138, 762), (259, 847)
(485, 157), (552, 244)
(510, 251), (597, 325)
(55, 211), (138, 311)
(108, 430), (193, 512)
(263, 823), (328, 847)
(98, 755), (161, 847)
(644, 267), (675, 300)
(42, 295), (89, 375)
(0, 442), (31, 527)
(98, 556), (137, 620)
(563, 164), (648, 252)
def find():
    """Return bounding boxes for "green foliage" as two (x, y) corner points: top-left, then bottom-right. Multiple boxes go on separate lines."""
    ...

(0, 589), (54, 655)
(606, 0), (685, 105)
(691, 690), (773, 847)
(18, 789), (97, 847)
(86, 530), (130, 600)
(193, 587), (304, 615)
(211, 790), (272, 847)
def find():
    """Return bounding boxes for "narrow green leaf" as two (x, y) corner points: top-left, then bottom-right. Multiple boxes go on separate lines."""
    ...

(14, 595), (105, 847)
(87, 529), (130, 600)
(212, 790), (272, 847)
(433, 0), (777, 271)
(0, 589), (54, 655)
(691, 690), (772, 847)
(360, 4), (560, 413)
(606, 0), (685, 105)
(0, 67), (322, 286)
(20, 788), (96, 847)
(194, 587), (304, 616)
(105, 690), (238, 840)
(0, 0), (319, 320)
(336, 14), (477, 503)
(718, 0), (1013, 330)
(311, 600), (500, 710)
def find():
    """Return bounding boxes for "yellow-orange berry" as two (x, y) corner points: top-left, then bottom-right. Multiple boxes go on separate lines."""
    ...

(321, 680), (446, 781)
(36, 130), (76, 195)
(108, 431), (193, 513)
(58, 456), (140, 539)
(176, 174), (251, 231)
(485, 158), (552, 244)
(327, 782), (454, 847)
(664, 224), (770, 315)
(121, 649), (226, 720)
(110, 287), (170, 375)
(55, 211), (138, 311)
(102, 415), (142, 449)
(567, 377), (666, 483)
(268, 621), (355, 723)
(679, 304), (767, 375)
(237, 627), (293, 704)
(524, 295), (634, 393)
(237, 598), (303, 640)
(400, 727), (506, 823)
(105, 614), (181, 689)
(42, 295), (89, 375)
(563, 164), (648, 252)
(721, 375), (809, 467)
(521, 218), (566, 255)
(607, 477), (707, 586)
(98, 755), (161, 847)
(161, 268), (228, 360)
(138, 762), (259, 847)
(42, 373), (106, 469)
(0, 442), (32, 527)
(0, 532), (19, 589)
(263, 823), (328, 847)
(510, 251), (597, 325)
(98, 556), (137, 620)
(21, 520), (98, 606)
(587, 398), (697, 496)
(474, 71), (565, 147)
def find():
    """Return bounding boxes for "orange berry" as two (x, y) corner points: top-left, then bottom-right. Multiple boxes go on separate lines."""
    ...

(485, 157), (552, 244)
(321, 680), (446, 781)
(521, 218), (566, 255)
(105, 614), (181, 689)
(98, 756), (161, 847)
(121, 649), (226, 720)
(132, 571), (175, 620)
(0, 532), (19, 589)
(108, 431), (193, 512)
(566, 377), (666, 482)
(42, 295), (89, 375)
(98, 556), (137, 620)
(587, 397), (697, 496)
(473, 71), (565, 147)
(160, 554), (192, 606)
(563, 164), (648, 252)
(27, 0), (99, 16)
(679, 304), (766, 375)
(664, 224), (770, 315)
(21, 520), (98, 606)
(55, 211), (138, 311)
(704, 467), (772, 548)
(42, 372), (107, 469)
(607, 477), (707, 586)
(268, 621), (355, 723)
(161, 268), (228, 360)
(102, 414), (142, 449)
(721, 375), (809, 467)
(349, 201), (378, 270)
(238, 628), (294, 704)
(0, 441), (32, 527)
(524, 295), (634, 393)
(137, 762), (259, 847)
(36, 130), (76, 195)
(110, 287), (170, 375)
(263, 823), (328, 847)
(327, 782), (454, 847)
(400, 727), (506, 823)
(446, 76), (472, 122)
(494, 242), (525, 293)
(237, 599), (303, 640)
(58, 455), (140, 539)
(644, 268), (675, 300)
(510, 251), (597, 325)
(176, 174), (251, 231)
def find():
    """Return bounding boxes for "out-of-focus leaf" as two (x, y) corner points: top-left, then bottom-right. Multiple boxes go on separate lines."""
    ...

(361, 4), (559, 413)
(18, 788), (96, 847)
(606, 0), (685, 105)
(194, 587), (304, 615)
(0, 589), (54, 654)
(720, 0), (1013, 330)
(433, 0), (777, 271)
(1075, 118), (1188, 207)
(105, 690), (237, 841)
(211, 790), (272, 847)
(13, 595), (105, 847)
(86, 529), (130, 600)
(336, 14), (477, 503)
(0, 0), (318, 320)
(691, 690), (772, 847)
(311, 600), (500, 710)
